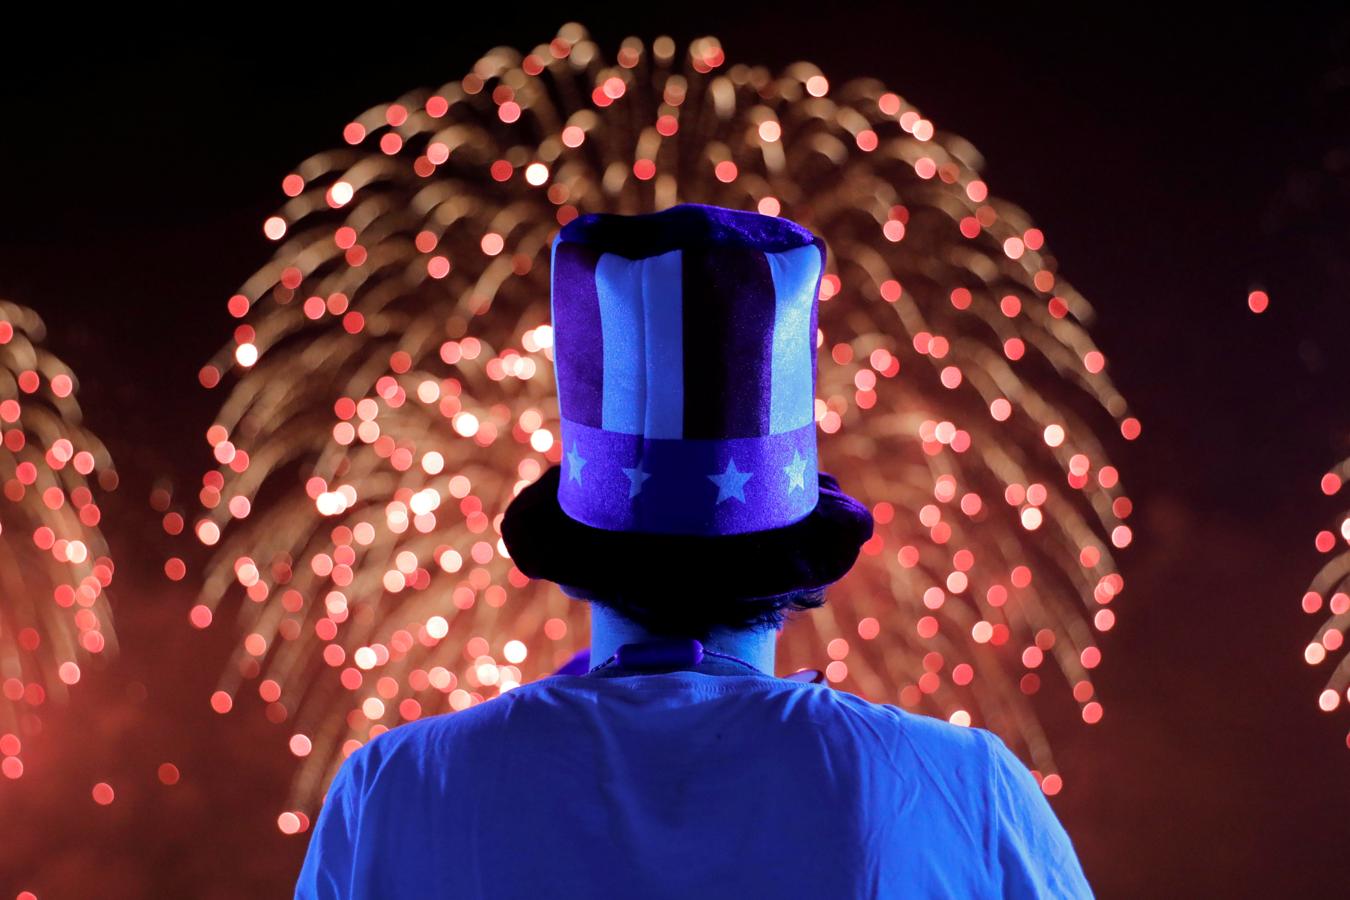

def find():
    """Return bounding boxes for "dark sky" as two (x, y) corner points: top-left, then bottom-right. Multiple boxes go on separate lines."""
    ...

(1, 6), (1348, 897)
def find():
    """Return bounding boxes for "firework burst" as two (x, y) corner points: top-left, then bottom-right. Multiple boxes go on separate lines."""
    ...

(0, 300), (118, 780)
(1303, 460), (1350, 744)
(176, 24), (1137, 825)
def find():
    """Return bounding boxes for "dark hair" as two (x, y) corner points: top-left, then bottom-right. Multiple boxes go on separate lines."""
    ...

(559, 582), (829, 640)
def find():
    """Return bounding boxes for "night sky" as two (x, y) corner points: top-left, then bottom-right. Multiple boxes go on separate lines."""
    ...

(1, 6), (1348, 897)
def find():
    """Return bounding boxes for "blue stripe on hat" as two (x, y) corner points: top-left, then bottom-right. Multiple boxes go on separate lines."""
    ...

(640, 249), (684, 439)
(593, 250), (686, 438)
(765, 243), (823, 435)
(595, 253), (646, 435)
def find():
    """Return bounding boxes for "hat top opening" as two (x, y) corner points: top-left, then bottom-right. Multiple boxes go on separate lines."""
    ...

(556, 202), (820, 259)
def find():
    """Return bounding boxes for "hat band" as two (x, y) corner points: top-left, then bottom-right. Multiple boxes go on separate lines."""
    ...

(555, 416), (819, 536)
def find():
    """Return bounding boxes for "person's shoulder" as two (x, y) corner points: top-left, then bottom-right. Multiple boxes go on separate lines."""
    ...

(814, 692), (1086, 882)
(335, 686), (527, 788)
(793, 682), (993, 758)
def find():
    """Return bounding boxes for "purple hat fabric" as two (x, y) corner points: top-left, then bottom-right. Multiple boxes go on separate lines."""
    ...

(549, 203), (827, 536)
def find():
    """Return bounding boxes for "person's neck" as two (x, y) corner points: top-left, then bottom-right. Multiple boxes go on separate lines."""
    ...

(589, 604), (778, 675)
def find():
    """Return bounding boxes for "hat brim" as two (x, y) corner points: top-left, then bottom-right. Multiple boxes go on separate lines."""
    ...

(500, 464), (874, 602)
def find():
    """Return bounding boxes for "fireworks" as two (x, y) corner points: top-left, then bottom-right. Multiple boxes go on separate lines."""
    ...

(1304, 459), (1350, 744)
(179, 24), (1136, 822)
(0, 300), (118, 780)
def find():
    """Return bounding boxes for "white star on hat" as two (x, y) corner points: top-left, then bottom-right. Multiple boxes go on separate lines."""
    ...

(622, 462), (652, 498)
(784, 449), (807, 492)
(566, 441), (587, 484)
(708, 457), (753, 504)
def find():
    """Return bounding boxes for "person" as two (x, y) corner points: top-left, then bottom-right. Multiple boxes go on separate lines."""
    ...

(294, 203), (1094, 899)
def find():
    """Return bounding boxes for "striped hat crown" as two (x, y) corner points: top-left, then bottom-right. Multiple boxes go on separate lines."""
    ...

(549, 203), (827, 536)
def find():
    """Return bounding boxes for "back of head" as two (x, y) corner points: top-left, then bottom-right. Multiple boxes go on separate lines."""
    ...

(558, 582), (827, 641)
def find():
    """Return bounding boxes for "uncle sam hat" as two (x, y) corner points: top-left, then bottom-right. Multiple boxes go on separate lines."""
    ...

(500, 203), (873, 604)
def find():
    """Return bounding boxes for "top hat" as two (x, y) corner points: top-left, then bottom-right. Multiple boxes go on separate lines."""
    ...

(499, 203), (873, 603)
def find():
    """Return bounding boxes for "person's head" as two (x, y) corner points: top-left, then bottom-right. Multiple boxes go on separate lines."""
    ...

(556, 581), (828, 641)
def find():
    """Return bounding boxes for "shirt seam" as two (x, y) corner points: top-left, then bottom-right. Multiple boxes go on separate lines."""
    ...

(982, 729), (1006, 891)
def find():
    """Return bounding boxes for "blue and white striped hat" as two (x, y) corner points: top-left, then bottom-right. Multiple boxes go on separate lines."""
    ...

(501, 204), (872, 599)
(549, 203), (827, 535)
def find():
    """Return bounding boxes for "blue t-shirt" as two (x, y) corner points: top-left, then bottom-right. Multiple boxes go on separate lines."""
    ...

(295, 667), (1093, 898)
